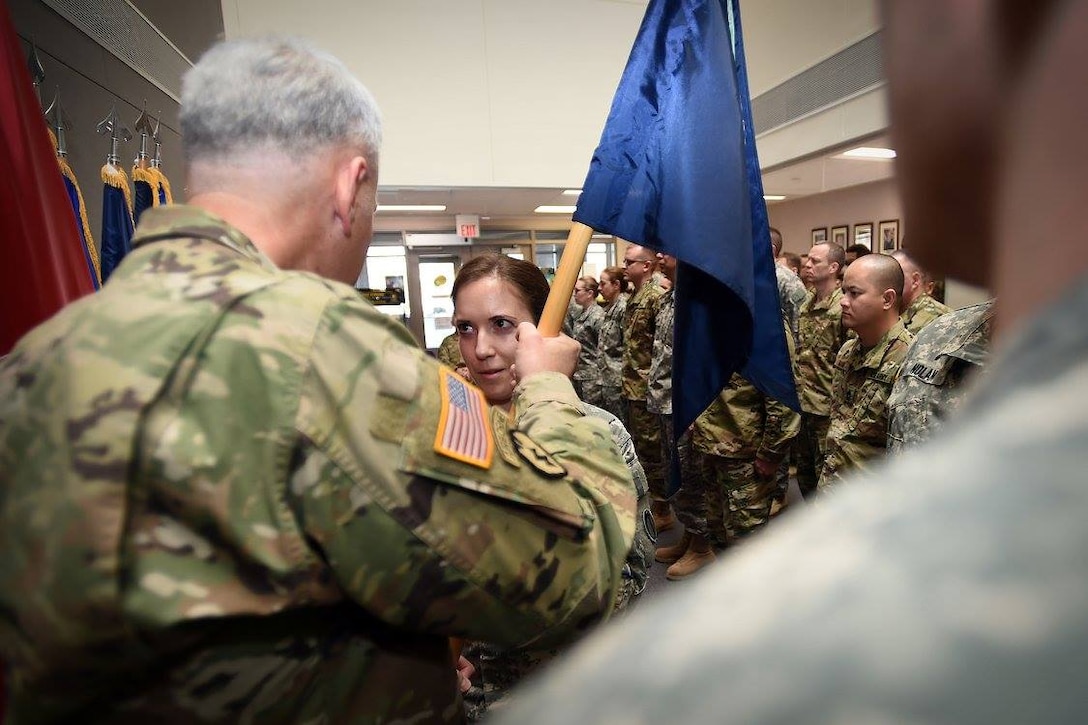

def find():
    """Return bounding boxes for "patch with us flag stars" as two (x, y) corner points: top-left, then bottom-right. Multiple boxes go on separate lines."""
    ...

(434, 367), (494, 469)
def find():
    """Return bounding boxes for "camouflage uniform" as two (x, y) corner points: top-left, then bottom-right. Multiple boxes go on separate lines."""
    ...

(818, 320), (914, 490)
(647, 288), (675, 496)
(690, 373), (800, 542)
(597, 294), (628, 423)
(776, 264), (808, 342)
(463, 402), (654, 721)
(437, 331), (464, 369)
(0, 206), (637, 724)
(793, 287), (847, 498)
(623, 282), (666, 500)
(887, 300), (994, 453)
(497, 280), (1088, 725)
(571, 303), (605, 407)
(901, 293), (952, 335)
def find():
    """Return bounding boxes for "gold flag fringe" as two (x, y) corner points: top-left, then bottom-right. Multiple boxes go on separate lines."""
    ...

(49, 128), (101, 286)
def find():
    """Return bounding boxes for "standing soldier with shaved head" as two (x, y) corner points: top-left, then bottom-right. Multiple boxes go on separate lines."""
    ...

(818, 255), (914, 490)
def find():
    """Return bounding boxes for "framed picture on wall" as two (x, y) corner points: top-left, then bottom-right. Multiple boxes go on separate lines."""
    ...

(831, 225), (849, 247)
(811, 227), (828, 245)
(854, 222), (874, 250)
(878, 219), (900, 253)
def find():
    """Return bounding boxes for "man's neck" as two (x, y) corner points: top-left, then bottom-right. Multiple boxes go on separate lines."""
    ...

(855, 319), (896, 348)
(814, 278), (838, 301)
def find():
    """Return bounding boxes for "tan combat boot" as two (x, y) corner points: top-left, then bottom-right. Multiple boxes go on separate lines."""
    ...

(651, 499), (676, 533)
(665, 534), (716, 580)
(654, 530), (691, 564)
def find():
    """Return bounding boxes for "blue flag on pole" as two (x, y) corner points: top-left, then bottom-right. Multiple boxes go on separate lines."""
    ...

(99, 164), (134, 282)
(574, 0), (799, 456)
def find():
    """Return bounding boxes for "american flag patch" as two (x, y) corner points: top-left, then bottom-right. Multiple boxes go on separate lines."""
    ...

(434, 367), (494, 469)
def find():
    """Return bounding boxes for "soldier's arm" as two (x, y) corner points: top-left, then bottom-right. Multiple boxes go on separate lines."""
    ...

(290, 299), (636, 650)
(756, 394), (801, 465)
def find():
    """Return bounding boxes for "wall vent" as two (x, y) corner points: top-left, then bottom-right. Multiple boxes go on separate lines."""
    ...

(41, 0), (192, 102)
(752, 31), (884, 136)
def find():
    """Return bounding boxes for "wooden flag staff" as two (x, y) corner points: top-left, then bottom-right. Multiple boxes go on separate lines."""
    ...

(537, 221), (594, 336)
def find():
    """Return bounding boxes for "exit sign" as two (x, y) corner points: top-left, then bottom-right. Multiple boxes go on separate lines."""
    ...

(455, 214), (480, 239)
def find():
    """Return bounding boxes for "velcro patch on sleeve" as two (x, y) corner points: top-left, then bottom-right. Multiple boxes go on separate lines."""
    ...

(434, 367), (494, 469)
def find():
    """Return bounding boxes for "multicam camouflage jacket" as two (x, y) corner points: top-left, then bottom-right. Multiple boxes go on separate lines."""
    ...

(776, 264), (808, 341)
(647, 288), (674, 415)
(622, 282), (663, 401)
(598, 294), (628, 394)
(572, 303), (605, 385)
(819, 320), (914, 488)
(436, 331), (465, 369)
(901, 293), (953, 335)
(690, 371), (801, 462)
(795, 286), (848, 416)
(888, 300), (994, 453)
(0, 205), (636, 724)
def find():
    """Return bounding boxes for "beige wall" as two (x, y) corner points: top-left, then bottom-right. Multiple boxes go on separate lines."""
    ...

(768, 178), (902, 255)
(221, 0), (884, 188)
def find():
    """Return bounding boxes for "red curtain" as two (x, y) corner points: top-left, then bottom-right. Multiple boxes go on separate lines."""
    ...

(0, 0), (94, 355)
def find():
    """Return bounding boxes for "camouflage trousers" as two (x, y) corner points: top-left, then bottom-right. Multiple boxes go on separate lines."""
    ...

(665, 422), (708, 535)
(793, 412), (830, 500)
(699, 452), (777, 542)
(626, 398), (666, 500)
(598, 384), (627, 428)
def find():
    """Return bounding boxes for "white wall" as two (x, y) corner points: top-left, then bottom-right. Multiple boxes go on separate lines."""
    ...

(221, 0), (884, 188)
(221, 0), (645, 188)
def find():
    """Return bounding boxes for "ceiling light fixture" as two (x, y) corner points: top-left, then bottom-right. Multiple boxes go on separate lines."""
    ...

(840, 146), (897, 160)
(562, 189), (582, 196)
(376, 204), (447, 212)
(534, 205), (577, 214)
(763, 195), (786, 201)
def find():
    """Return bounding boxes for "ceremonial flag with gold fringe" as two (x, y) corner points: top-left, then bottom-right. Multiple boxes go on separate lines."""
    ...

(154, 165), (173, 205)
(99, 162), (134, 282)
(49, 128), (101, 289)
(0, 2), (94, 354)
(132, 163), (157, 225)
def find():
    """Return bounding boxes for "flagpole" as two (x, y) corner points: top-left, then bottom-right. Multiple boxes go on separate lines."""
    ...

(538, 221), (593, 336)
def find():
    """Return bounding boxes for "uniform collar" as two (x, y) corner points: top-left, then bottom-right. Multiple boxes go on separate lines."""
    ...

(132, 205), (280, 273)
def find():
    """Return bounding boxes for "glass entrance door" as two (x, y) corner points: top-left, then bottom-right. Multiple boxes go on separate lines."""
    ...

(417, 256), (459, 350)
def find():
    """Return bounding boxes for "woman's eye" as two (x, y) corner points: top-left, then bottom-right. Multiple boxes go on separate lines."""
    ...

(455, 322), (475, 335)
(494, 319), (514, 330)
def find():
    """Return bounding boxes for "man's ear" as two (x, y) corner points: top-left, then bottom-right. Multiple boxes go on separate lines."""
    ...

(883, 289), (897, 311)
(334, 155), (369, 236)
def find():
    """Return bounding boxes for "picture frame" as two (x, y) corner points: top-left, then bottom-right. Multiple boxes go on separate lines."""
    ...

(811, 227), (828, 245)
(878, 219), (900, 253)
(831, 225), (849, 247)
(854, 222), (874, 250)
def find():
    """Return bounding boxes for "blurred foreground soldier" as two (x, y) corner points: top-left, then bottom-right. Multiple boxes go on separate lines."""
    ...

(887, 299), (995, 452)
(0, 37), (636, 723)
(819, 255), (912, 490)
(496, 1), (1088, 722)
(892, 248), (952, 333)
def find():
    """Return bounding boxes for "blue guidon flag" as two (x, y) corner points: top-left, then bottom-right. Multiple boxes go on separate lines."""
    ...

(434, 367), (494, 469)
(573, 0), (799, 494)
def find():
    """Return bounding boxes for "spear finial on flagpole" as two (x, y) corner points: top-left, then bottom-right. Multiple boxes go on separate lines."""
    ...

(26, 40), (44, 108)
(96, 104), (132, 167)
(44, 88), (72, 157)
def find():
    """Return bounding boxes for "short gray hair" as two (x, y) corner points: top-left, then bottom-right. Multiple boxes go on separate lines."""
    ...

(181, 37), (382, 163)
